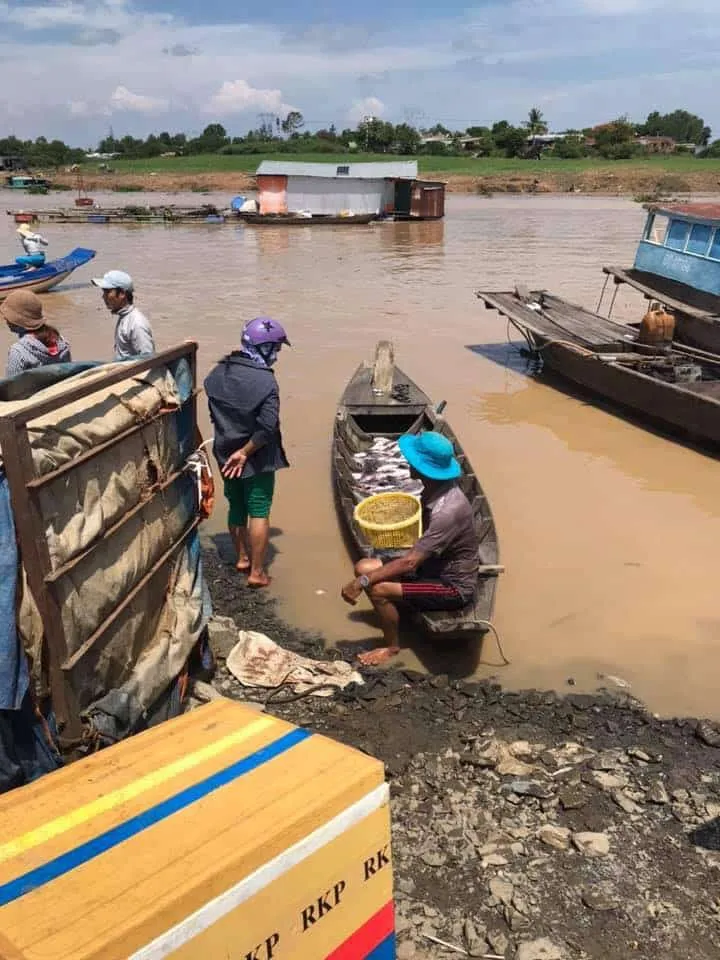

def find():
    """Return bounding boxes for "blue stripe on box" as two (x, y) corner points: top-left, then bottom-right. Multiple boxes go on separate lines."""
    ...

(0, 726), (312, 907)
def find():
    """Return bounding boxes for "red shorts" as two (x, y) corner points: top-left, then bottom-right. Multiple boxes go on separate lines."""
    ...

(399, 580), (466, 612)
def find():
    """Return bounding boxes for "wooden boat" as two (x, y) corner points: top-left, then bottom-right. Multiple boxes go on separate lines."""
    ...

(601, 203), (720, 354)
(477, 286), (720, 451)
(333, 342), (501, 638)
(238, 212), (377, 226)
(0, 247), (96, 299)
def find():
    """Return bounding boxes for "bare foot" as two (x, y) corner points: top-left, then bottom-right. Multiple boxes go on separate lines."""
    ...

(357, 646), (400, 667)
(235, 558), (250, 573)
(247, 573), (272, 589)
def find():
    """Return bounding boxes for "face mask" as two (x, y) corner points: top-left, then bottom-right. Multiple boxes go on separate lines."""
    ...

(242, 342), (281, 367)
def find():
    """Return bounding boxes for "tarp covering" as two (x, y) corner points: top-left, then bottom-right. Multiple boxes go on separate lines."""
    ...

(0, 352), (209, 766)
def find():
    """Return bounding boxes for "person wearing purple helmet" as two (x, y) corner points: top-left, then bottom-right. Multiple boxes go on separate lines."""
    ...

(204, 317), (290, 588)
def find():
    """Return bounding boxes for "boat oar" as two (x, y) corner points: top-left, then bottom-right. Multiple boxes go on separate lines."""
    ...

(435, 400), (447, 415)
(478, 564), (505, 576)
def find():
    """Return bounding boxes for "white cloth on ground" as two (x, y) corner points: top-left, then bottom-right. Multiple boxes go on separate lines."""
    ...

(226, 631), (363, 697)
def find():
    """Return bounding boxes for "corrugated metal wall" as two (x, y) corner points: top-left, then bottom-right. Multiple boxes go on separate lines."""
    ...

(410, 183), (446, 219)
(285, 177), (392, 215)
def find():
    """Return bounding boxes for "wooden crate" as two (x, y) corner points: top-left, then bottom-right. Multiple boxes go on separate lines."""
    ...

(0, 701), (395, 959)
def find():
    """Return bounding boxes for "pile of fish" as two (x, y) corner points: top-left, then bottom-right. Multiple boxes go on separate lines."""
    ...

(350, 437), (424, 502)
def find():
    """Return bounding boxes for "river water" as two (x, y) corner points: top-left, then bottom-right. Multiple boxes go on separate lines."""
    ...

(3, 191), (720, 720)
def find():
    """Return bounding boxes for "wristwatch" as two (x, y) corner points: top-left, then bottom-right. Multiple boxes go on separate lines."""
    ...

(358, 575), (371, 589)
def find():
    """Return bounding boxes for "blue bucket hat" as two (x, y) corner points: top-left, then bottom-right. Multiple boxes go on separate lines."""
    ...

(398, 431), (461, 481)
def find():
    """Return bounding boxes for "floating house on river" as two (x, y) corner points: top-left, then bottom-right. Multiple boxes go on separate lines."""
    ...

(254, 160), (446, 220)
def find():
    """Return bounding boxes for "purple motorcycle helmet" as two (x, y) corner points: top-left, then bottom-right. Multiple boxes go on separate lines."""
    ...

(241, 316), (291, 348)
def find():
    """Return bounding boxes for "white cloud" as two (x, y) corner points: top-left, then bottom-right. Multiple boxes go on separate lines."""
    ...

(110, 85), (168, 113)
(348, 97), (386, 125)
(205, 80), (297, 117)
(0, 0), (717, 141)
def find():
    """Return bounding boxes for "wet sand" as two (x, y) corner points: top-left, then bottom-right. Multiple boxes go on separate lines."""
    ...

(4, 192), (720, 719)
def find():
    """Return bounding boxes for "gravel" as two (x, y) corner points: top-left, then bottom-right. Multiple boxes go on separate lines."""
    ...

(202, 545), (720, 960)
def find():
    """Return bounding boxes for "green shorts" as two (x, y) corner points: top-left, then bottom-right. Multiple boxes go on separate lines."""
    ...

(224, 472), (275, 527)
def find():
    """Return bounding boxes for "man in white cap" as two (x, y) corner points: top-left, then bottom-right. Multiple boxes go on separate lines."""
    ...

(92, 269), (156, 361)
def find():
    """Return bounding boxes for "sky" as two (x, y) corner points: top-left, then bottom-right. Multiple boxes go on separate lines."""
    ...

(2, 0), (719, 146)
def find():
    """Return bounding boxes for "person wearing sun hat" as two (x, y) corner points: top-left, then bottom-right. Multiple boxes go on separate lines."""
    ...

(1, 289), (71, 377)
(16, 224), (49, 267)
(342, 431), (479, 666)
(92, 269), (155, 360)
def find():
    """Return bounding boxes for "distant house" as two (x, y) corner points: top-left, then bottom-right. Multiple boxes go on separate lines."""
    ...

(85, 152), (120, 160)
(254, 160), (446, 220)
(0, 156), (26, 172)
(636, 136), (677, 154)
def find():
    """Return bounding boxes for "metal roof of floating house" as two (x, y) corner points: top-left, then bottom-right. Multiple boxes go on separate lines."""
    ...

(256, 160), (418, 180)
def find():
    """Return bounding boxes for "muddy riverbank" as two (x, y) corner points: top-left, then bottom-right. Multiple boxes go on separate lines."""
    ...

(50, 165), (720, 196)
(203, 546), (720, 960)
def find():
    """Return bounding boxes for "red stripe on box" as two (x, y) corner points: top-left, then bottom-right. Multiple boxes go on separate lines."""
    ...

(325, 901), (395, 960)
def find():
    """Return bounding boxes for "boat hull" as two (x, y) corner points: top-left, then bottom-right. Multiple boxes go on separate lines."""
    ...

(238, 213), (377, 226)
(0, 248), (96, 299)
(333, 350), (500, 637)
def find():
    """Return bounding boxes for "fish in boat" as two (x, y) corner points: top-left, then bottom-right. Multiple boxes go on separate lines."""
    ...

(477, 285), (720, 452)
(0, 248), (96, 299)
(333, 341), (501, 638)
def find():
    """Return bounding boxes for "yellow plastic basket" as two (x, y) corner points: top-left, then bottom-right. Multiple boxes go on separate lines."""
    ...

(354, 492), (422, 549)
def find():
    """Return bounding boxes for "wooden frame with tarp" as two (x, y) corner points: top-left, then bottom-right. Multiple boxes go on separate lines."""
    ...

(0, 343), (205, 744)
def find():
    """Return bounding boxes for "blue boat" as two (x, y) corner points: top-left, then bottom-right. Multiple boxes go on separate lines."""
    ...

(601, 203), (720, 354)
(0, 248), (96, 300)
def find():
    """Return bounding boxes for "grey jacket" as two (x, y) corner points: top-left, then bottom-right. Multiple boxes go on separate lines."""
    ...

(204, 352), (289, 477)
(114, 305), (155, 360)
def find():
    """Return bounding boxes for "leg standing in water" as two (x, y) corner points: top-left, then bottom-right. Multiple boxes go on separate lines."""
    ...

(223, 472), (275, 586)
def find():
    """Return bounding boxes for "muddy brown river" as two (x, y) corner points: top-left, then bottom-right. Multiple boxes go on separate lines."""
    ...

(3, 192), (720, 719)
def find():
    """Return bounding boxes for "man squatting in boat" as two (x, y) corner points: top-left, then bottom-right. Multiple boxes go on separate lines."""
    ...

(342, 431), (480, 666)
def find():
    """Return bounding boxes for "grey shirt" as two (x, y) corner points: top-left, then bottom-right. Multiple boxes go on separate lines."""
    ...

(415, 483), (479, 601)
(114, 305), (155, 360)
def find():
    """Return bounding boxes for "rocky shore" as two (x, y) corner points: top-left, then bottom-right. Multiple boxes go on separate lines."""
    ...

(203, 547), (720, 960)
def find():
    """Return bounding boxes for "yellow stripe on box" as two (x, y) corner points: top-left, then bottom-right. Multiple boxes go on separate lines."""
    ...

(0, 716), (274, 865)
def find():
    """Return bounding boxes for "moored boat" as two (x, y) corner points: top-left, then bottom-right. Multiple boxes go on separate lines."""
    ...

(601, 203), (720, 353)
(333, 342), (501, 638)
(0, 247), (96, 298)
(239, 212), (377, 226)
(478, 286), (720, 451)
(5, 175), (51, 191)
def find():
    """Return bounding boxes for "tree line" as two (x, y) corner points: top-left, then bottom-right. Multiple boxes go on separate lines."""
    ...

(1, 108), (717, 168)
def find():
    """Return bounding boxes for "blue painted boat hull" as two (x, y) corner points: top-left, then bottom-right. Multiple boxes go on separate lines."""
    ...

(0, 248), (96, 298)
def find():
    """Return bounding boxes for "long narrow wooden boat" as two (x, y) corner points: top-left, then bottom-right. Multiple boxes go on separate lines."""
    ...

(333, 342), (500, 638)
(238, 212), (377, 226)
(0, 248), (96, 298)
(477, 286), (720, 451)
(600, 203), (720, 354)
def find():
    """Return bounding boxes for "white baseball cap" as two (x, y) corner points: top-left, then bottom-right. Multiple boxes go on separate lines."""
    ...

(92, 270), (134, 292)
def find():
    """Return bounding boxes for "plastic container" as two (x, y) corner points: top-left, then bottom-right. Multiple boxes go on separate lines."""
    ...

(354, 492), (422, 549)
